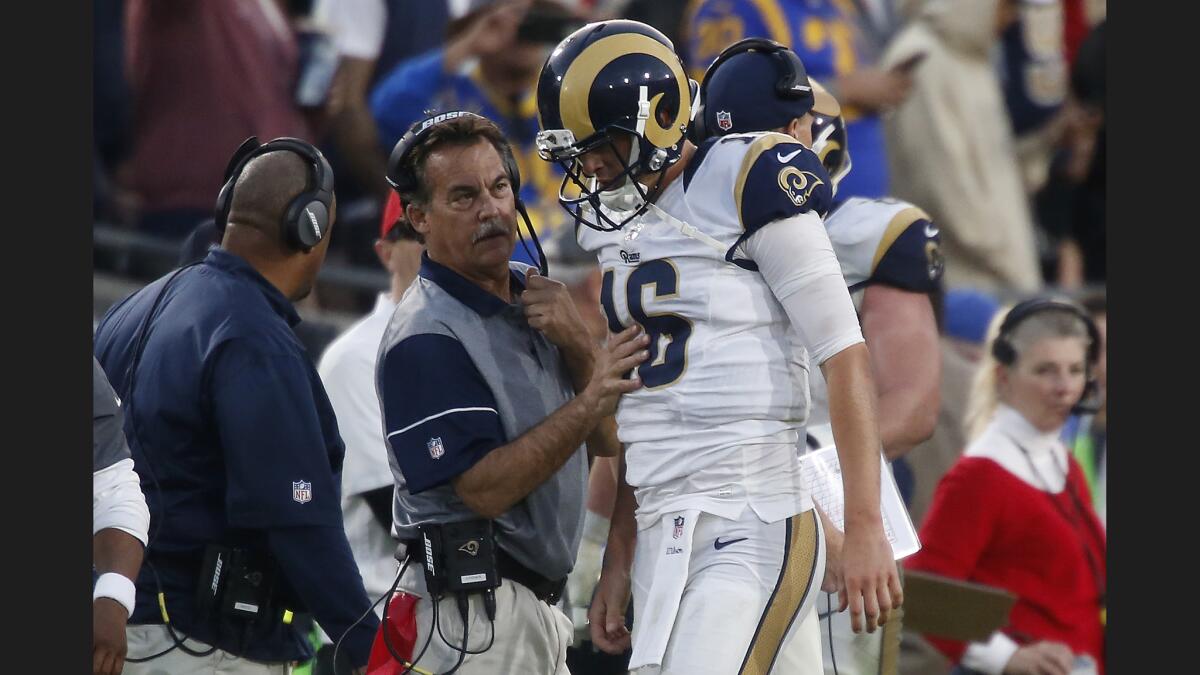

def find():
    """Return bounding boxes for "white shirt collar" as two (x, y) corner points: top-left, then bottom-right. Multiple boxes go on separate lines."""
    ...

(992, 404), (1062, 454)
(966, 404), (1069, 492)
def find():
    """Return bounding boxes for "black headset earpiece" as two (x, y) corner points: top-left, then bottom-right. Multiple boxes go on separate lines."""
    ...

(213, 136), (334, 253)
(992, 298), (1103, 413)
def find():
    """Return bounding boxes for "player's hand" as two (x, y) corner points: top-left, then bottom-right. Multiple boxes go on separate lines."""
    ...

(1002, 641), (1075, 675)
(588, 562), (633, 654)
(583, 325), (649, 417)
(522, 268), (591, 354)
(838, 525), (902, 634)
(835, 68), (913, 112)
(93, 598), (129, 675)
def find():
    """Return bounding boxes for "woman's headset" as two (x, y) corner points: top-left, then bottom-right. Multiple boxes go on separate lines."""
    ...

(992, 298), (1103, 414)
(688, 37), (812, 145)
(385, 110), (547, 276)
(213, 137), (335, 253)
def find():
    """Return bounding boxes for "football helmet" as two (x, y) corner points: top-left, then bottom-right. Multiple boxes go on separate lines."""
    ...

(808, 77), (852, 196)
(535, 20), (694, 231)
(690, 37), (814, 144)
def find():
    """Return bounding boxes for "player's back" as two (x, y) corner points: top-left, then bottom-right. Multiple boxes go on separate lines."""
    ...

(578, 132), (834, 524)
(804, 196), (942, 443)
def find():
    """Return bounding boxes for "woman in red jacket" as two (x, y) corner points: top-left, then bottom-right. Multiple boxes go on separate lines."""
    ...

(906, 299), (1105, 675)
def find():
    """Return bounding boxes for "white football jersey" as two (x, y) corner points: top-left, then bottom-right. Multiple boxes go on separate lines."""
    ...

(577, 132), (843, 527)
(804, 196), (943, 445)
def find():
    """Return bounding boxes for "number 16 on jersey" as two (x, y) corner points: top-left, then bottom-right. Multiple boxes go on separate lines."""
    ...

(600, 258), (693, 389)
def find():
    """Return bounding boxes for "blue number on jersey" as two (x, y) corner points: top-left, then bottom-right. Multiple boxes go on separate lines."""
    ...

(600, 260), (693, 389)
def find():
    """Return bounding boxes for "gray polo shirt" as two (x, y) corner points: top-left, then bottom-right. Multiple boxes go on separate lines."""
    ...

(376, 254), (586, 581)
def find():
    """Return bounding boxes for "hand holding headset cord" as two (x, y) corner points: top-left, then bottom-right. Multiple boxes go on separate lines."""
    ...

(122, 137), (333, 663)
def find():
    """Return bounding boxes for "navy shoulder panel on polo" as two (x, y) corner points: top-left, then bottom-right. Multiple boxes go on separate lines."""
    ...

(380, 332), (506, 494)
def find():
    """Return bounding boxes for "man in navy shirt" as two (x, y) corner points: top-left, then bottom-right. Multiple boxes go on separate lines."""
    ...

(94, 148), (377, 674)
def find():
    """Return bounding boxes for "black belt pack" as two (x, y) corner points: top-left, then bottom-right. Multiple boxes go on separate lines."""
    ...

(409, 521), (566, 604)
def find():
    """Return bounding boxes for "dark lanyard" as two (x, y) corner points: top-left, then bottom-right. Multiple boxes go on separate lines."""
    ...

(1008, 435), (1107, 621)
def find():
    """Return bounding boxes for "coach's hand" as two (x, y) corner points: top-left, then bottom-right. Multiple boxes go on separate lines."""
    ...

(523, 268), (591, 355)
(839, 525), (902, 634)
(93, 598), (128, 675)
(589, 562), (633, 654)
(582, 325), (649, 417)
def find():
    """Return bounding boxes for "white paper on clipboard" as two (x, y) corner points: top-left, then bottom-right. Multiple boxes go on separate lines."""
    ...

(800, 445), (921, 560)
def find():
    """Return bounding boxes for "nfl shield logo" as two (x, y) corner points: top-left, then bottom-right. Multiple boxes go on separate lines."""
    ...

(673, 516), (685, 539)
(716, 111), (733, 131)
(292, 481), (312, 504)
(427, 437), (445, 460)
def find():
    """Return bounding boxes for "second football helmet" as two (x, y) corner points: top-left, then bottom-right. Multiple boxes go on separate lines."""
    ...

(808, 77), (852, 196)
(535, 20), (694, 231)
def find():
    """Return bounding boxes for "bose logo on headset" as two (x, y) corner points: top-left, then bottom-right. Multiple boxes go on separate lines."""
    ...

(419, 111), (475, 132)
(306, 208), (322, 240)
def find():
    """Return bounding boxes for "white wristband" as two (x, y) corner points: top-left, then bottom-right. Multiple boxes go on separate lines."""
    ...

(93, 572), (136, 617)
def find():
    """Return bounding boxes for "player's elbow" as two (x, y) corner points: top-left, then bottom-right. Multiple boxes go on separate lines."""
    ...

(880, 389), (940, 460)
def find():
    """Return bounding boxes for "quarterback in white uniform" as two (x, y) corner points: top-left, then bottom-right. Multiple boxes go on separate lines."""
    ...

(696, 40), (944, 675)
(535, 23), (901, 675)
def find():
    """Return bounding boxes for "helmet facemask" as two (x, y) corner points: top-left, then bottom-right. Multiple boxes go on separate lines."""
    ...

(537, 114), (675, 232)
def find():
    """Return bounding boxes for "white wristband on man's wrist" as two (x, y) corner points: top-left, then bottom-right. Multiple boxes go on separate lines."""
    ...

(93, 572), (136, 617)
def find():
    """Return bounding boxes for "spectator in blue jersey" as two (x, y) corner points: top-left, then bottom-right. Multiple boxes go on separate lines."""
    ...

(369, 0), (584, 264)
(683, 0), (913, 202)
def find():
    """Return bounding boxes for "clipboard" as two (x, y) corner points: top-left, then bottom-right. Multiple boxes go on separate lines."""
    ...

(901, 569), (1017, 642)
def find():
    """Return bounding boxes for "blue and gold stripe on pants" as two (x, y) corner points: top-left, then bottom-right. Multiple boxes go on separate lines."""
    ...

(738, 510), (821, 675)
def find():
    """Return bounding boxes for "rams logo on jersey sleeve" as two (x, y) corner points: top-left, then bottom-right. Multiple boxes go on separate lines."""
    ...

(777, 166), (825, 208)
(872, 208), (944, 293)
(733, 132), (833, 237)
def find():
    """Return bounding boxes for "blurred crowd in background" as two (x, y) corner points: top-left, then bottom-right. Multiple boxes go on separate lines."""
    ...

(92, 1), (1106, 674)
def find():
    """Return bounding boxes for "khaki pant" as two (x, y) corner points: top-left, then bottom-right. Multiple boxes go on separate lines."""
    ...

(123, 625), (292, 675)
(391, 562), (574, 674)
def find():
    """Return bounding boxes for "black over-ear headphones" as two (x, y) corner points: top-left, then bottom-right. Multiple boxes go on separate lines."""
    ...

(384, 110), (547, 276)
(214, 137), (335, 253)
(689, 37), (812, 145)
(992, 298), (1103, 413)
(386, 110), (522, 197)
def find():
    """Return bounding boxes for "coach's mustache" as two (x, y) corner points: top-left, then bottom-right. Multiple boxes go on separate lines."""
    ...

(472, 218), (511, 244)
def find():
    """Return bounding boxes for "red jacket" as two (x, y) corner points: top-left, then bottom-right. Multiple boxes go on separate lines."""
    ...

(906, 455), (1105, 671)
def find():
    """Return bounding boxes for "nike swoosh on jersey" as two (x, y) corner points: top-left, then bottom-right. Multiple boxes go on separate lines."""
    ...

(777, 148), (804, 163)
(925, 222), (939, 237)
(713, 537), (749, 550)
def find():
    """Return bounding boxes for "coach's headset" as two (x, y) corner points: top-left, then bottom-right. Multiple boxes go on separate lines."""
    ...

(385, 110), (548, 276)
(992, 298), (1103, 415)
(688, 37), (813, 145)
(214, 137), (335, 253)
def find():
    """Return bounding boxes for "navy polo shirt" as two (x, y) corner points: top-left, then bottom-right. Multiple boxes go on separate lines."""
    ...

(93, 249), (350, 661)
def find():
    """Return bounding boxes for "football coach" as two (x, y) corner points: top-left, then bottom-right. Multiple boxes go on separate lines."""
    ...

(94, 139), (377, 674)
(372, 110), (648, 674)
